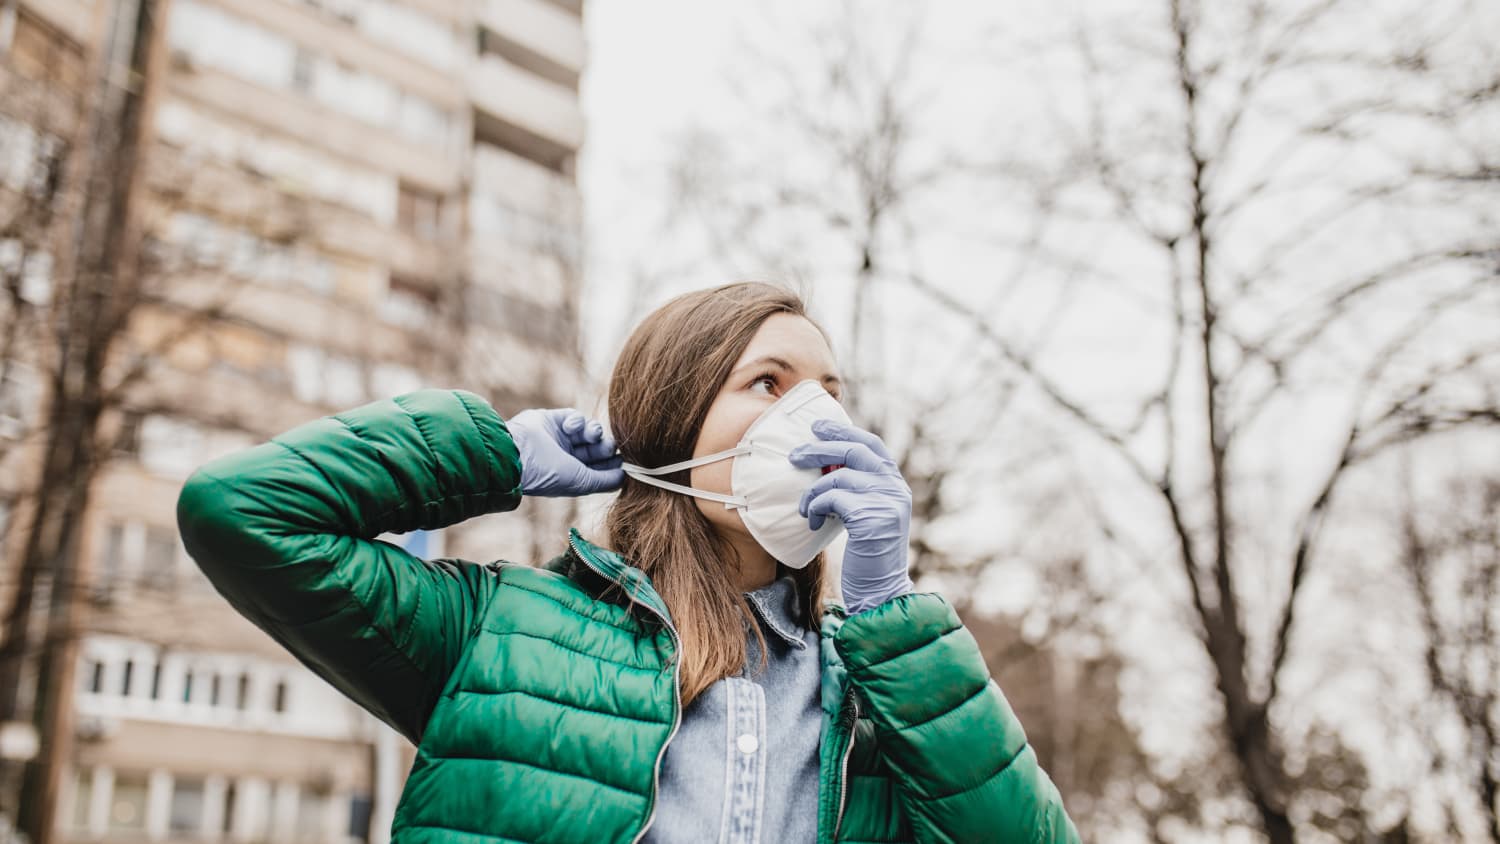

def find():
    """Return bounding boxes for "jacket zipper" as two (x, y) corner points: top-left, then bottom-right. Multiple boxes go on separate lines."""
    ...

(832, 688), (860, 841)
(567, 534), (683, 844)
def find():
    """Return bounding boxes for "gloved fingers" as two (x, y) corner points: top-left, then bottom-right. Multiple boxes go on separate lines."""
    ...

(535, 407), (574, 428)
(586, 454), (624, 471)
(559, 409), (588, 438)
(805, 488), (859, 532)
(788, 440), (893, 474)
(574, 465), (625, 495)
(573, 449), (621, 470)
(575, 437), (619, 463)
(811, 419), (895, 462)
(798, 468), (881, 517)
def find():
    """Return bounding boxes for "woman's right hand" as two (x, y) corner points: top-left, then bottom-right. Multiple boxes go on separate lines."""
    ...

(507, 408), (624, 497)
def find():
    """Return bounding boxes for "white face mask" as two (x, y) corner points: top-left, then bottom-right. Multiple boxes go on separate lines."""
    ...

(621, 379), (851, 569)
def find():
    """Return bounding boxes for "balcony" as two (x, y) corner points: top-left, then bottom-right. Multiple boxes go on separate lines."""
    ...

(469, 54), (583, 170)
(472, 142), (579, 220)
(478, 0), (585, 86)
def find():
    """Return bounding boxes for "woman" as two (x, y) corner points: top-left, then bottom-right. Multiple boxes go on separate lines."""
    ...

(177, 283), (1077, 843)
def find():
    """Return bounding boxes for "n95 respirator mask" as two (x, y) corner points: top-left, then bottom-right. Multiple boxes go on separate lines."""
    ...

(621, 379), (851, 568)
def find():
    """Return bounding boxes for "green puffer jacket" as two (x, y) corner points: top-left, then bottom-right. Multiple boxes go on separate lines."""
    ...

(176, 389), (1078, 844)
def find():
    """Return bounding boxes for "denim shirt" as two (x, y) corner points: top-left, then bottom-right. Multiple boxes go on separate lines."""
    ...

(643, 574), (822, 844)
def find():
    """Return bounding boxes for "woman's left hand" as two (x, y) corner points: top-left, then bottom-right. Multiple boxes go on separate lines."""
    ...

(789, 420), (915, 614)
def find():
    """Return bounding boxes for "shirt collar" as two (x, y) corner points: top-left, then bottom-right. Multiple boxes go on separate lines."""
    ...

(745, 573), (809, 650)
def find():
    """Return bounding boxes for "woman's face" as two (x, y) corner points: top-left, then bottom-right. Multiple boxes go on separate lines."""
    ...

(690, 313), (844, 537)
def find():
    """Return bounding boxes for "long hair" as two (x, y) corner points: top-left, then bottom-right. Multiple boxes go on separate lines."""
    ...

(604, 282), (829, 706)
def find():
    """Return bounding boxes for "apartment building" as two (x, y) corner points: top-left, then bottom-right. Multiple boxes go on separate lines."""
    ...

(0, 0), (587, 840)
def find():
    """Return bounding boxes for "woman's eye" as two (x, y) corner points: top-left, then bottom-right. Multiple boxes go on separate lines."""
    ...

(750, 374), (777, 395)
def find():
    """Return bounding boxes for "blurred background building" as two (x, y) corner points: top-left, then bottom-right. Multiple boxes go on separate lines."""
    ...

(0, 0), (587, 840)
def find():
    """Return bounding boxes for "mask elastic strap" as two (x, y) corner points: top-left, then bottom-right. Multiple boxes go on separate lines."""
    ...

(622, 445), (751, 509)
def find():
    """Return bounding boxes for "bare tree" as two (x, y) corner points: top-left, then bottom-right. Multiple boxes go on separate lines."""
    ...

(1397, 471), (1500, 842)
(0, 1), (308, 834)
(941, 2), (1500, 838)
(647, 0), (1500, 839)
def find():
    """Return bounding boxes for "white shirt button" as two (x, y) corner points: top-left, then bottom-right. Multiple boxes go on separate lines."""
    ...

(736, 733), (759, 755)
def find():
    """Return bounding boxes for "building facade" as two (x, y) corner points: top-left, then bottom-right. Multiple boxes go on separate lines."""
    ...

(0, 0), (587, 840)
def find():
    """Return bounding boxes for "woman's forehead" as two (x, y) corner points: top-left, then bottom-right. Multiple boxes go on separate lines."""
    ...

(744, 313), (840, 359)
(735, 314), (836, 370)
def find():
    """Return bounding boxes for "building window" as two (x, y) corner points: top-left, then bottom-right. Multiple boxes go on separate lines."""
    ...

(68, 767), (93, 830)
(120, 660), (134, 697)
(372, 363), (422, 398)
(222, 781), (237, 835)
(287, 345), (368, 407)
(236, 673), (251, 710)
(292, 46), (315, 92)
(168, 776), (206, 834)
(182, 670), (194, 704)
(161, 211), (335, 294)
(273, 680), (288, 714)
(209, 673), (221, 707)
(312, 57), (397, 131)
(467, 288), (575, 351)
(85, 660), (104, 694)
(150, 662), (163, 700)
(108, 771), (149, 833)
(142, 524), (179, 591)
(295, 790), (329, 843)
(347, 793), (373, 839)
(140, 416), (204, 479)
(94, 522), (127, 602)
(168, 1), (298, 91)
(379, 275), (441, 330)
(396, 184), (448, 240)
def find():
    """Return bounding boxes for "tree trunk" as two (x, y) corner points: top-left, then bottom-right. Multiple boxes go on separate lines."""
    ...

(0, 0), (167, 835)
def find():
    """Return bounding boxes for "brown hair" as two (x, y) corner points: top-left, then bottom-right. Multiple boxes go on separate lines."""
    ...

(604, 282), (829, 706)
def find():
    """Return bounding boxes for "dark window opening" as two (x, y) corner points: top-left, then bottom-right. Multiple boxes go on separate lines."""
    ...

(347, 793), (373, 840)
(223, 781), (236, 834)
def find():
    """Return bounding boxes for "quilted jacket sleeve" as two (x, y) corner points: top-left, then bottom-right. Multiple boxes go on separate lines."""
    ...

(175, 389), (523, 744)
(834, 593), (1080, 844)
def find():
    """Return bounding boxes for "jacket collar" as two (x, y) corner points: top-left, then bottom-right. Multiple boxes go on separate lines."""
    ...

(554, 528), (848, 636)
(564, 527), (675, 624)
(746, 573), (810, 650)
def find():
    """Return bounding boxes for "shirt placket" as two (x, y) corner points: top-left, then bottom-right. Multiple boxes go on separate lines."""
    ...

(719, 677), (767, 844)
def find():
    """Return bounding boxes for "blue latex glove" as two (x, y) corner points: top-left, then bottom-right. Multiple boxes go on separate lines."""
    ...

(789, 419), (914, 615)
(507, 408), (624, 497)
